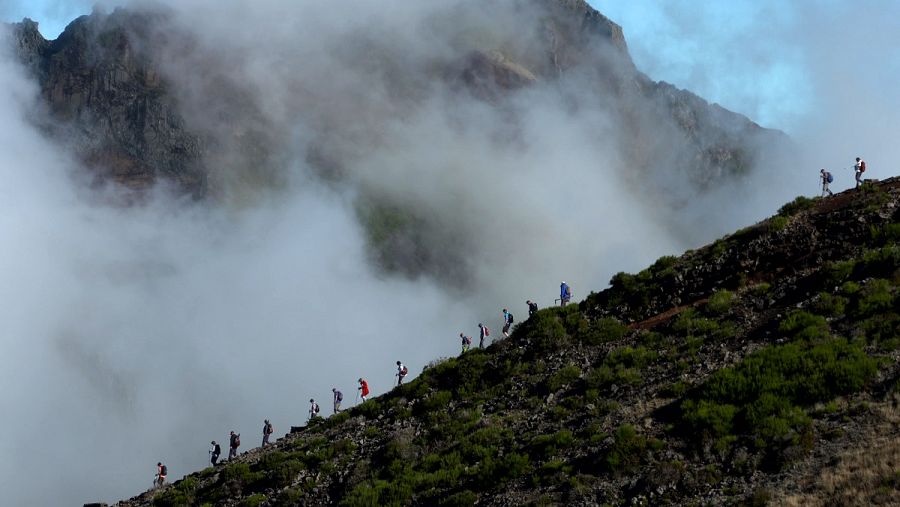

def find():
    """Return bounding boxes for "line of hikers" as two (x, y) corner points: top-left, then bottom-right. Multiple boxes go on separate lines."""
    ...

(819, 156), (867, 197)
(150, 282), (574, 489)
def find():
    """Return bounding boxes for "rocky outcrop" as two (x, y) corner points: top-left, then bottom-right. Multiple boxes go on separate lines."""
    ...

(10, 11), (205, 195)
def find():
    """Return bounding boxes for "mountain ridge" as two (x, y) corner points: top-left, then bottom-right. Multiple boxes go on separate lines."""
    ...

(110, 179), (900, 506)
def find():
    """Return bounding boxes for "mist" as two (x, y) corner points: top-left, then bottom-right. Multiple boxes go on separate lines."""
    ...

(2, 0), (892, 505)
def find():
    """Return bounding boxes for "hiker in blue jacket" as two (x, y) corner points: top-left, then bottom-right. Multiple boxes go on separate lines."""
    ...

(560, 281), (571, 306)
(502, 308), (514, 337)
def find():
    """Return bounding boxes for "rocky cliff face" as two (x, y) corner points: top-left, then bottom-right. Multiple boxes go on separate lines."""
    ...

(8, 1), (780, 198)
(10, 11), (206, 195)
(114, 181), (900, 506)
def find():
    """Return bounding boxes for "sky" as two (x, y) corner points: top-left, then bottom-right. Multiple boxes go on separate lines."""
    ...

(1, 0), (900, 505)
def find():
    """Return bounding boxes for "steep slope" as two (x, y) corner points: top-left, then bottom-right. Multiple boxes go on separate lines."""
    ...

(115, 180), (900, 506)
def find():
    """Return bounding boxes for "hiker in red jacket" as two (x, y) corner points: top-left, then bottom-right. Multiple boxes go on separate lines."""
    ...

(358, 378), (370, 402)
(854, 157), (866, 188)
(154, 462), (167, 488)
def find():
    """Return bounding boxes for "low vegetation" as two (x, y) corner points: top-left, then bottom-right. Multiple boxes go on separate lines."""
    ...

(128, 179), (900, 507)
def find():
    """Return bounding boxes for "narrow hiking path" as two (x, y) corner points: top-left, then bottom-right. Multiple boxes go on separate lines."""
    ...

(628, 299), (708, 330)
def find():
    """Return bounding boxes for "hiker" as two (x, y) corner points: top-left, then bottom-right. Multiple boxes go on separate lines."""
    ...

(228, 431), (240, 460)
(358, 378), (370, 402)
(820, 169), (834, 197)
(309, 399), (320, 420)
(560, 281), (571, 306)
(154, 462), (167, 489)
(478, 323), (490, 348)
(854, 157), (866, 188)
(502, 308), (514, 337)
(209, 441), (221, 466)
(527, 300), (538, 317)
(262, 419), (274, 447)
(460, 332), (472, 353)
(396, 361), (409, 386)
(333, 388), (343, 413)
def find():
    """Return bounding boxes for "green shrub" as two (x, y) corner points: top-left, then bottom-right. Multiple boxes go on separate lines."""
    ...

(527, 310), (570, 353)
(152, 477), (198, 507)
(706, 290), (734, 315)
(860, 245), (900, 277)
(240, 494), (267, 507)
(828, 260), (858, 284)
(578, 317), (627, 345)
(681, 338), (877, 452)
(842, 280), (861, 295)
(778, 196), (816, 217)
(223, 463), (263, 485)
(672, 308), (720, 337)
(779, 310), (829, 341)
(869, 222), (900, 246)
(860, 313), (900, 350)
(751, 282), (772, 297)
(419, 390), (453, 414)
(768, 215), (789, 232)
(439, 490), (477, 507)
(474, 452), (530, 488)
(530, 430), (575, 459)
(853, 279), (894, 317)
(547, 365), (581, 392)
(812, 292), (848, 317)
(603, 424), (648, 474)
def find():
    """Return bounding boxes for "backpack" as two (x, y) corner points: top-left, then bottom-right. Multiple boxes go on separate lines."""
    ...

(266, 423), (273, 435)
(826, 172), (833, 183)
(400, 365), (408, 375)
(483, 326), (490, 336)
(314, 403), (320, 414)
(160, 465), (167, 476)
(860, 161), (866, 173)
(464, 336), (472, 345)
(507, 313), (514, 323)
(336, 391), (343, 402)
(234, 435), (240, 447)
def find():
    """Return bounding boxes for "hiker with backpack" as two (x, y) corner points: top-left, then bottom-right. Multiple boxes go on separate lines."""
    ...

(560, 281), (571, 306)
(855, 157), (866, 188)
(358, 378), (370, 402)
(333, 388), (343, 413)
(262, 419), (274, 446)
(502, 308), (514, 337)
(396, 361), (409, 386)
(154, 462), (167, 489)
(209, 441), (221, 466)
(228, 431), (240, 460)
(309, 399), (320, 420)
(820, 169), (834, 197)
(460, 332), (472, 353)
(478, 323), (490, 348)
(527, 300), (538, 317)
